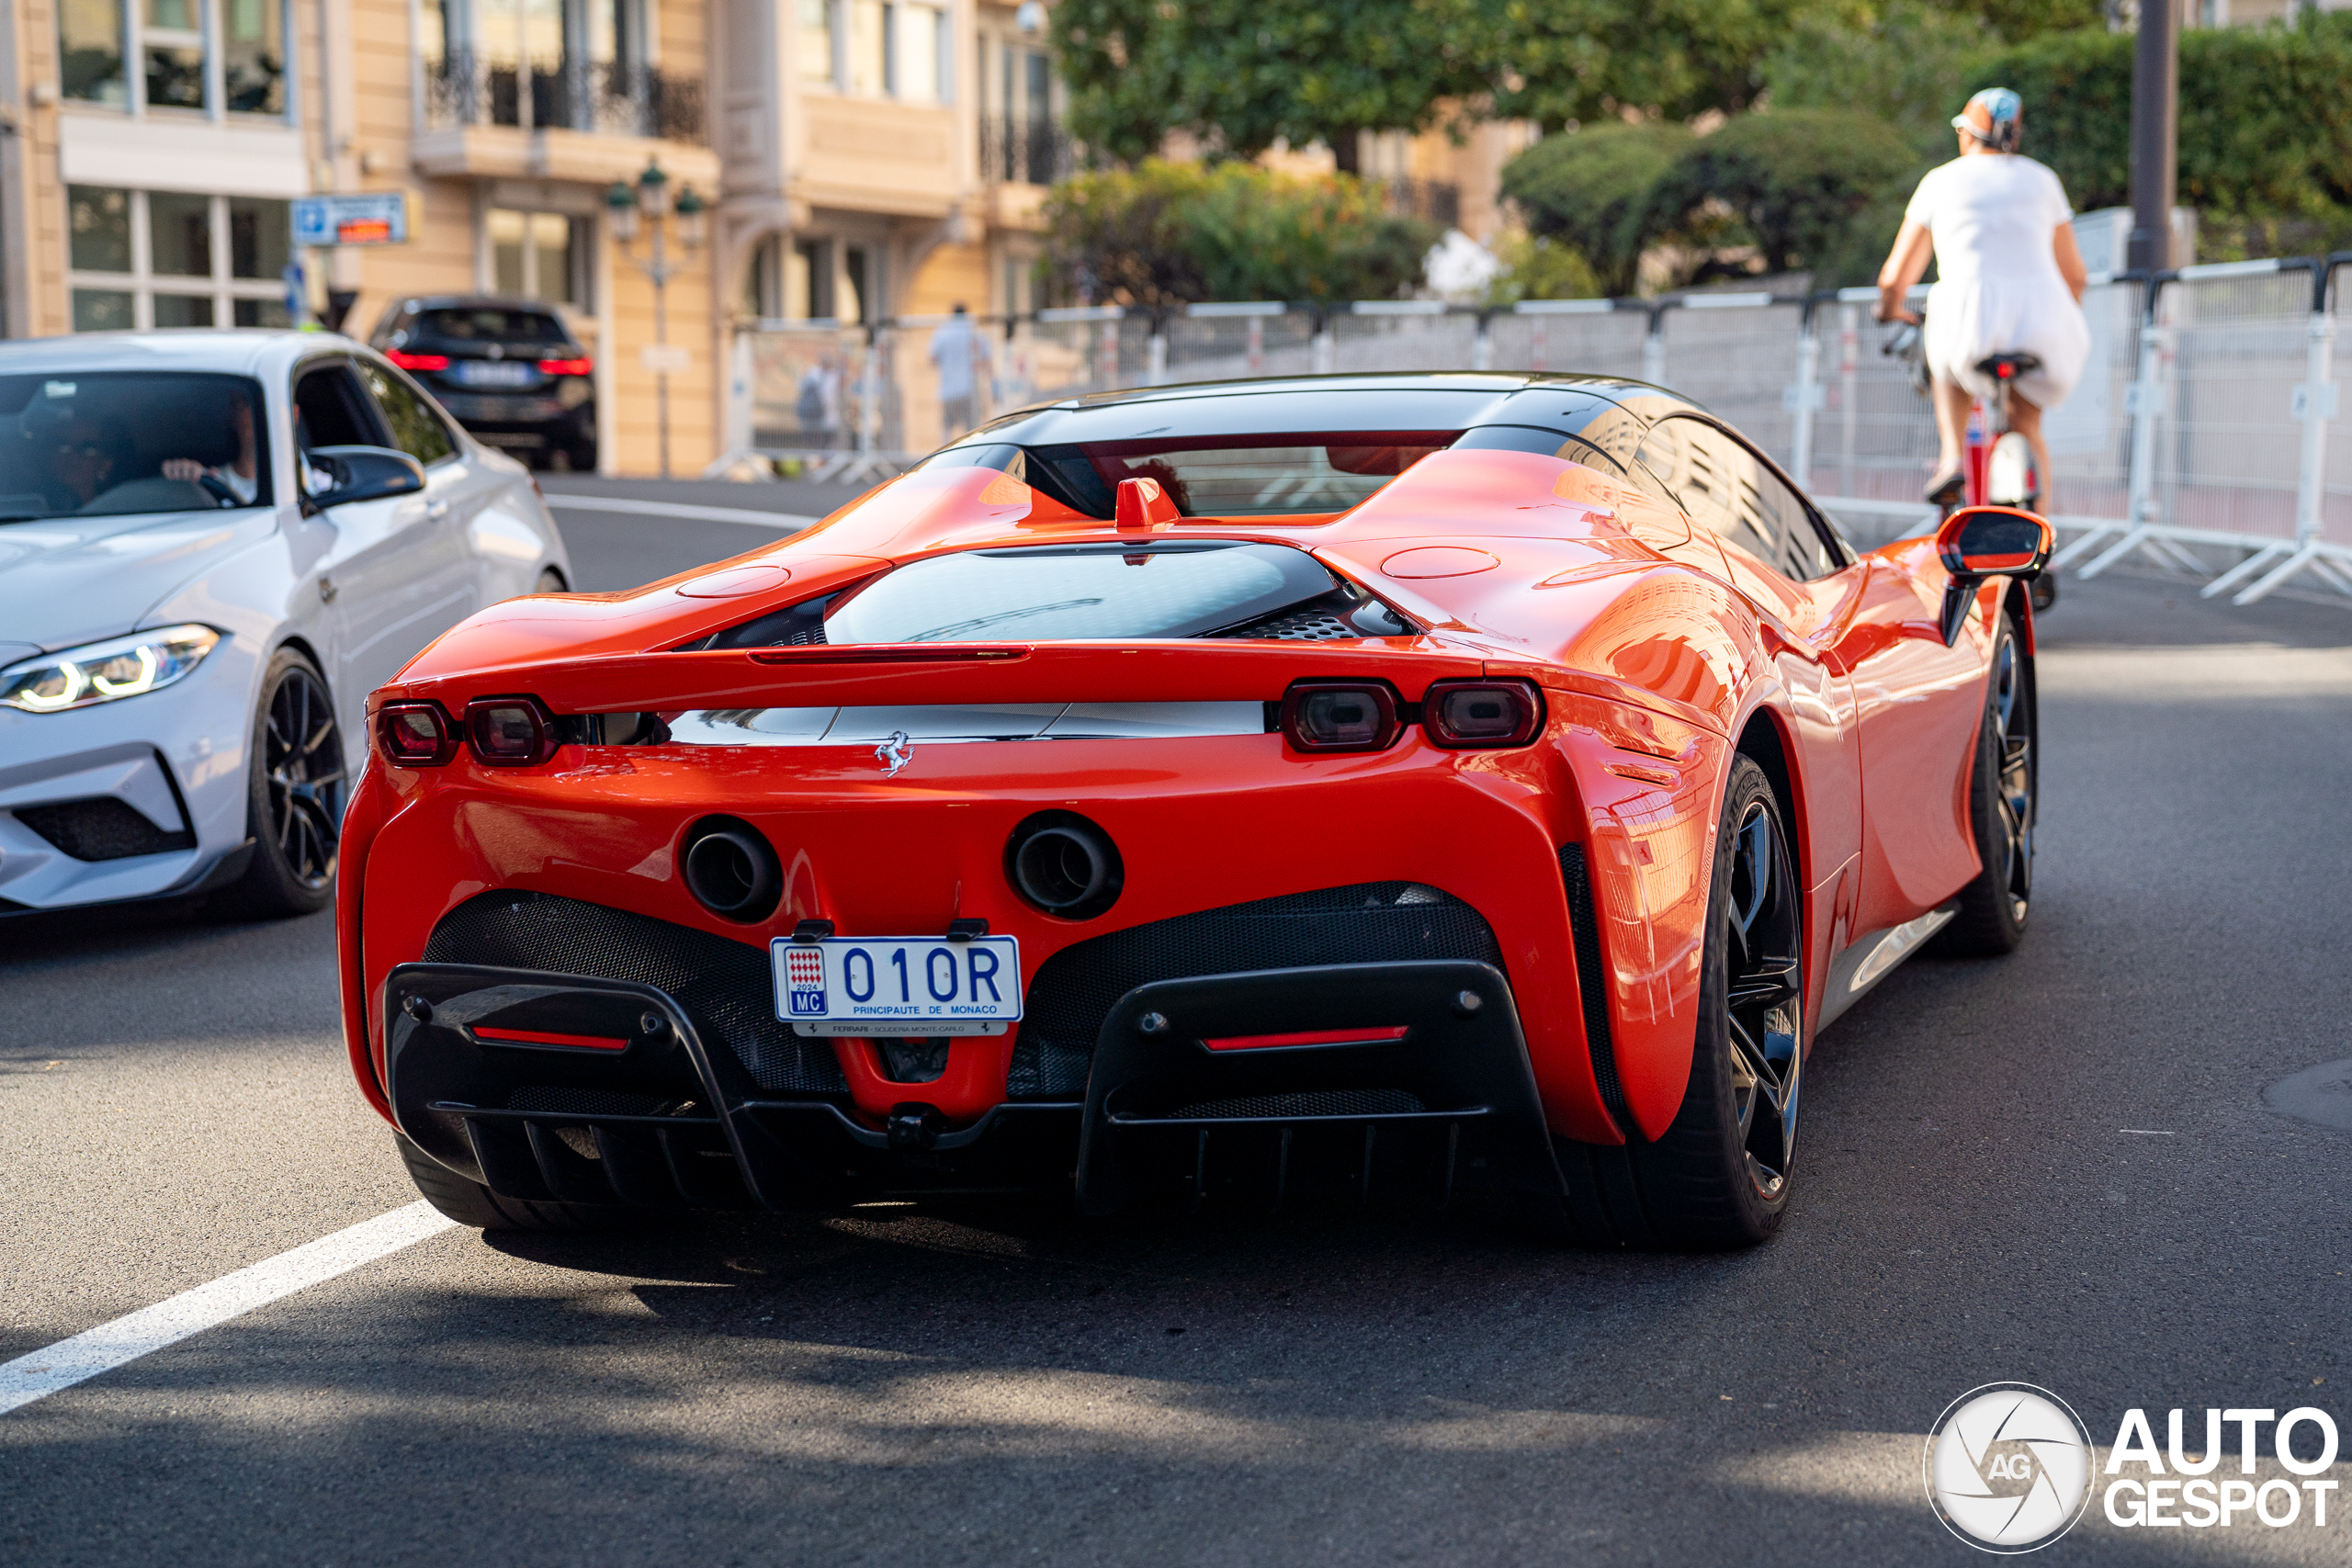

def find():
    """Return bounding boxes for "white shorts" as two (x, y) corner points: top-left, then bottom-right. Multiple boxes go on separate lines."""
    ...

(1924, 276), (2091, 412)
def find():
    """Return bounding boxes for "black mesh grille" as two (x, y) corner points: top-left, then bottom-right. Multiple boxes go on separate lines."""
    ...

(1006, 882), (1502, 1098)
(15, 797), (193, 862)
(423, 891), (849, 1094)
(1213, 606), (1356, 641)
(1166, 1089), (1426, 1119)
(1557, 845), (1628, 1126)
(506, 1086), (679, 1116)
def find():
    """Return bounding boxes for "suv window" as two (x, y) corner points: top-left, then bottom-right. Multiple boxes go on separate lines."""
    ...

(357, 360), (458, 467)
(415, 307), (570, 346)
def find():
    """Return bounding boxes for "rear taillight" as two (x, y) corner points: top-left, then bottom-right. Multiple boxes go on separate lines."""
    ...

(537, 356), (593, 376)
(464, 695), (559, 766)
(374, 701), (458, 767)
(386, 350), (448, 371)
(1280, 682), (1402, 753)
(1422, 680), (1544, 748)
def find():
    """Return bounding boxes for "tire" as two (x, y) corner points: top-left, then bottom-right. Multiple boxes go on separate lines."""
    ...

(2030, 571), (2057, 612)
(1549, 756), (1804, 1249)
(534, 567), (567, 593)
(1935, 610), (2037, 956)
(214, 647), (345, 919)
(394, 1131), (625, 1232)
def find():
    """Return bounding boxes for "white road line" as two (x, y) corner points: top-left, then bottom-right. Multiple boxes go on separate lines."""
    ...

(0, 1201), (457, 1416)
(543, 493), (820, 529)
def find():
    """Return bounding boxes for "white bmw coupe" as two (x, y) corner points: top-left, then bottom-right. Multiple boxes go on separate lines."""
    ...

(0, 331), (571, 917)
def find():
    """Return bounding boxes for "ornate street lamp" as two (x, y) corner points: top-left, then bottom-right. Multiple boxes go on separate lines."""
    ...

(607, 158), (704, 478)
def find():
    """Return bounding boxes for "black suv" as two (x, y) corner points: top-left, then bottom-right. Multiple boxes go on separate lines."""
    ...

(371, 297), (596, 470)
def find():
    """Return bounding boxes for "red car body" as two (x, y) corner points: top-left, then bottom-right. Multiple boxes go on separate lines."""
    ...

(337, 375), (2037, 1238)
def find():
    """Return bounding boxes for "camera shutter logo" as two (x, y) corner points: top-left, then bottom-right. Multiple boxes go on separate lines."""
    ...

(1924, 1383), (2094, 1552)
(786, 946), (827, 1016)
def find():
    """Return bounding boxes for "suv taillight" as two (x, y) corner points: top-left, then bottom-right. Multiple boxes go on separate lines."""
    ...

(536, 356), (593, 376)
(374, 701), (458, 766)
(385, 350), (448, 371)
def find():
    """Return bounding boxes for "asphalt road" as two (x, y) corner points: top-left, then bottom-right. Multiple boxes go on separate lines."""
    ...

(6, 493), (2352, 1566)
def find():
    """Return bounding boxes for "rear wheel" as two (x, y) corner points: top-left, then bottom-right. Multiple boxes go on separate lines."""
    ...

(1936, 611), (2036, 955)
(395, 1131), (626, 1231)
(1550, 756), (1804, 1248)
(215, 648), (344, 919)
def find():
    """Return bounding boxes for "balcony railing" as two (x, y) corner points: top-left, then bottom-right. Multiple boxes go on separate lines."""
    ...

(1375, 178), (1461, 230)
(425, 51), (706, 143)
(980, 115), (1075, 186)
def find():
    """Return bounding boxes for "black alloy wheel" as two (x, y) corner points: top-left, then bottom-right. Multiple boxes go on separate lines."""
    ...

(1546, 755), (1804, 1248)
(219, 649), (345, 918)
(1721, 791), (1804, 1204)
(1937, 611), (2036, 955)
(266, 661), (345, 887)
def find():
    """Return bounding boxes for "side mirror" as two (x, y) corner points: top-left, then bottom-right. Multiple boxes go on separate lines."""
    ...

(1934, 504), (2052, 644)
(303, 445), (425, 513)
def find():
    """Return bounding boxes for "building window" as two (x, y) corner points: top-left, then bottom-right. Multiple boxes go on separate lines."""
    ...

(846, 0), (885, 95)
(66, 186), (292, 331)
(487, 208), (586, 306)
(892, 3), (944, 102)
(61, 0), (129, 103)
(57, 0), (287, 115)
(795, 0), (832, 84)
(221, 0), (287, 113)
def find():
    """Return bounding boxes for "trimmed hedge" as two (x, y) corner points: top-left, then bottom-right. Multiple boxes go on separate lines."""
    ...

(1965, 18), (2352, 220)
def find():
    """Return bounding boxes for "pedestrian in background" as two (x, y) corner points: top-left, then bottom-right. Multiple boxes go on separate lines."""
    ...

(930, 304), (991, 443)
(795, 352), (842, 450)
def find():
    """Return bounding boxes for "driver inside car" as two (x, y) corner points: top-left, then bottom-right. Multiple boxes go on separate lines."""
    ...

(38, 409), (121, 508)
(161, 396), (260, 504)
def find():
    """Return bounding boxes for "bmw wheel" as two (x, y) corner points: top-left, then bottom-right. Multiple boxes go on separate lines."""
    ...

(218, 648), (345, 918)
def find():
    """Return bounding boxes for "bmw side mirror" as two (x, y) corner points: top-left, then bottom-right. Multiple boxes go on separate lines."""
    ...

(303, 445), (425, 514)
(1935, 504), (2052, 645)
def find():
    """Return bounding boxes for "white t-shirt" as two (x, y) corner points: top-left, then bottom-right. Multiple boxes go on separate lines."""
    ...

(1903, 154), (2073, 290)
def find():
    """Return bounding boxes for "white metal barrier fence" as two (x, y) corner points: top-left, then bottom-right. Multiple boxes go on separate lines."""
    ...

(727, 253), (2352, 607)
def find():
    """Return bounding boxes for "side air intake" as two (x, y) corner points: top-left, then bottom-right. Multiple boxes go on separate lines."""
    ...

(1558, 844), (1630, 1130)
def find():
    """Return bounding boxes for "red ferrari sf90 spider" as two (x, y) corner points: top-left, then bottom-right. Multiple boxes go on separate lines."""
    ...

(338, 374), (2051, 1247)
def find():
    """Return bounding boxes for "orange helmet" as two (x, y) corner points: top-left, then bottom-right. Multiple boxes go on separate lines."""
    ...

(1953, 88), (2023, 152)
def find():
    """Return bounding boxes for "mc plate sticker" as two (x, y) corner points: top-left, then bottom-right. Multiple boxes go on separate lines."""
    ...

(771, 935), (1021, 1036)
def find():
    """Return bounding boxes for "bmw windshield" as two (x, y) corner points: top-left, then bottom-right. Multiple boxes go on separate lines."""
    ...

(0, 372), (274, 522)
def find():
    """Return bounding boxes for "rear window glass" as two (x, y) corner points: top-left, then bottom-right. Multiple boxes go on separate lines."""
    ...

(0, 372), (272, 521)
(1019, 432), (1457, 518)
(414, 308), (571, 345)
(824, 540), (1340, 644)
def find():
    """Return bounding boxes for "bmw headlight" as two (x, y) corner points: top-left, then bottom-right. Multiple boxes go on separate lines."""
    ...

(0, 625), (222, 713)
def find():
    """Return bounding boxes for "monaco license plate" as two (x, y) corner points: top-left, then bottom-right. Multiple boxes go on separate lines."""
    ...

(454, 360), (533, 388)
(772, 935), (1022, 1036)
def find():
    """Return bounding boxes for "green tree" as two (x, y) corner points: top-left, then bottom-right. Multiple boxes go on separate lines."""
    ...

(1642, 108), (1919, 284)
(1051, 0), (1488, 171)
(1763, 2), (1995, 151)
(1042, 160), (1440, 305)
(1498, 121), (1692, 296)
(1487, 0), (1821, 128)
